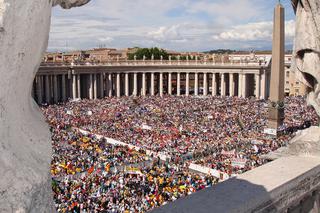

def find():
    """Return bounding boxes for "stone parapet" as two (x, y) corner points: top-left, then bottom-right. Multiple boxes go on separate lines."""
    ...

(152, 156), (320, 213)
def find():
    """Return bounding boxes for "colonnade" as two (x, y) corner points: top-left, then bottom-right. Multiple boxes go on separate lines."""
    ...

(33, 71), (268, 104)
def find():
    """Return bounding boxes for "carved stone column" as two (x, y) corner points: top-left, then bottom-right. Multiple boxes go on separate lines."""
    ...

(72, 74), (77, 99)
(142, 73), (146, 96)
(212, 73), (217, 96)
(186, 73), (190, 96)
(77, 74), (81, 99)
(255, 74), (261, 99)
(133, 73), (137, 96)
(36, 76), (43, 104)
(89, 74), (93, 99)
(125, 73), (129, 96)
(229, 73), (234, 96)
(53, 75), (58, 103)
(159, 72), (164, 97)
(62, 74), (66, 102)
(116, 73), (121, 97)
(99, 73), (104, 98)
(168, 73), (172, 95)
(177, 73), (181, 96)
(194, 73), (199, 96)
(151, 73), (155, 96)
(238, 73), (243, 97)
(107, 73), (112, 97)
(93, 73), (97, 99)
(221, 73), (226, 97)
(45, 75), (51, 103)
(203, 73), (208, 96)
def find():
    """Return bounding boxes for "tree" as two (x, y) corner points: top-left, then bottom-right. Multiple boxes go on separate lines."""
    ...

(128, 47), (169, 60)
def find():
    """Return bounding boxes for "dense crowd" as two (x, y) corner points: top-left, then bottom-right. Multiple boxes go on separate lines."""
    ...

(50, 128), (217, 212)
(43, 96), (318, 212)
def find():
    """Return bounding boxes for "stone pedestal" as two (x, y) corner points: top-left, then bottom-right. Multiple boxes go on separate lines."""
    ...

(268, 105), (285, 129)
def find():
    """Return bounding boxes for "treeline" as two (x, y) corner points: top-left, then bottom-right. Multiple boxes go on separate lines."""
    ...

(204, 49), (237, 54)
(128, 47), (169, 60)
(128, 47), (200, 60)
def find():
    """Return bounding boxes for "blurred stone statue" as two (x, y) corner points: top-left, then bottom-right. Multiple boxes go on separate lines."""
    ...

(0, 0), (90, 212)
(291, 0), (320, 116)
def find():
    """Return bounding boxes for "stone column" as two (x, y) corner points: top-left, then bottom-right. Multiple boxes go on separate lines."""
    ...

(168, 73), (172, 95)
(221, 73), (226, 97)
(159, 72), (163, 97)
(77, 74), (81, 99)
(89, 74), (93, 99)
(255, 74), (261, 99)
(177, 73), (181, 96)
(36, 76), (43, 104)
(50, 75), (54, 101)
(229, 73), (234, 96)
(125, 73), (129, 96)
(72, 74), (77, 100)
(242, 74), (247, 98)
(116, 73), (121, 97)
(100, 73), (104, 98)
(185, 73), (190, 96)
(61, 74), (66, 102)
(45, 75), (50, 103)
(108, 74), (112, 97)
(238, 73), (243, 97)
(203, 73), (208, 96)
(93, 74), (97, 99)
(151, 73), (155, 96)
(53, 75), (58, 103)
(212, 73), (217, 96)
(261, 70), (266, 99)
(142, 73), (146, 96)
(133, 73), (137, 96)
(194, 73), (199, 96)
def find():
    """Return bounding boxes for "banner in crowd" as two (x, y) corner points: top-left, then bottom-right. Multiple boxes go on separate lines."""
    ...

(231, 158), (247, 168)
(142, 124), (152, 130)
(221, 149), (236, 156)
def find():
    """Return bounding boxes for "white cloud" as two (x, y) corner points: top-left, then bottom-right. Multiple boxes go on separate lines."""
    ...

(98, 37), (114, 43)
(49, 0), (296, 51)
(213, 20), (295, 42)
(147, 25), (186, 42)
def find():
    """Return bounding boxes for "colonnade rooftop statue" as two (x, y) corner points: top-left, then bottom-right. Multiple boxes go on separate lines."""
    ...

(0, 0), (90, 212)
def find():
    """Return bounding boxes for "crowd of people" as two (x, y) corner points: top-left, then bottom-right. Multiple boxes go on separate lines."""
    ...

(43, 96), (319, 212)
(50, 128), (217, 212)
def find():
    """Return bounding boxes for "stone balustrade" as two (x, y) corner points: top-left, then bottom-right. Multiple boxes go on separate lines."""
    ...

(152, 156), (320, 213)
(40, 59), (269, 67)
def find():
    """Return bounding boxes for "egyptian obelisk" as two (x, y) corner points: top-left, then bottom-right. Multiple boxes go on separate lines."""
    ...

(268, 3), (285, 131)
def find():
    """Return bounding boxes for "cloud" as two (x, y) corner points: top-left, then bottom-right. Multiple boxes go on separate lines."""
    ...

(98, 37), (114, 43)
(212, 20), (295, 42)
(48, 0), (296, 51)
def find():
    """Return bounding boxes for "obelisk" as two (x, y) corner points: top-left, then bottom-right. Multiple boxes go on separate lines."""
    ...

(268, 3), (285, 131)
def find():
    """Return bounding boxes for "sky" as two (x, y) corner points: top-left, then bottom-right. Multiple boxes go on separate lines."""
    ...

(48, 0), (296, 52)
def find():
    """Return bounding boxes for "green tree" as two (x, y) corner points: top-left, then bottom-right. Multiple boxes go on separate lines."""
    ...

(128, 47), (169, 60)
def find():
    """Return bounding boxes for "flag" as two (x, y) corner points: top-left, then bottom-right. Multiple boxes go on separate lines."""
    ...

(88, 166), (94, 174)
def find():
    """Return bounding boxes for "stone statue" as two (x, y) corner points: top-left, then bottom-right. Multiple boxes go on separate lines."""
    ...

(0, 0), (90, 212)
(291, 0), (320, 116)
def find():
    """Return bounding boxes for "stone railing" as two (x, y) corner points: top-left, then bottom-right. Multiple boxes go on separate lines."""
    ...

(40, 60), (268, 67)
(152, 156), (320, 213)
